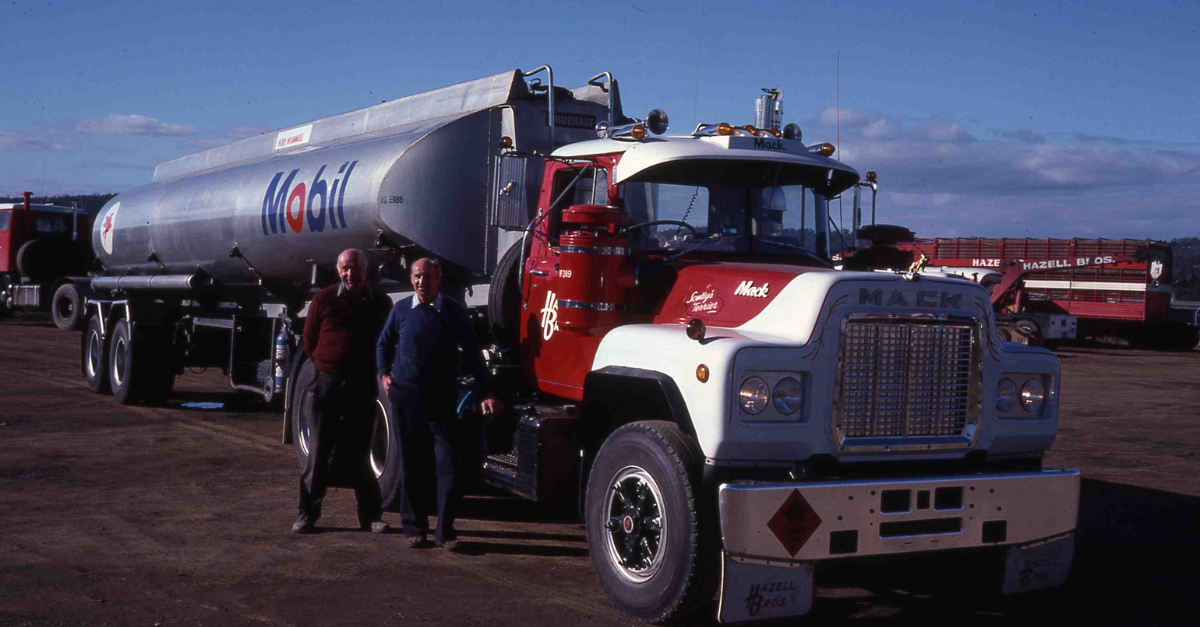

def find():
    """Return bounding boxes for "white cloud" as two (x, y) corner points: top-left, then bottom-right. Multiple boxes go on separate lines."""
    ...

(76, 114), (198, 137)
(817, 108), (1200, 239)
(0, 129), (67, 152)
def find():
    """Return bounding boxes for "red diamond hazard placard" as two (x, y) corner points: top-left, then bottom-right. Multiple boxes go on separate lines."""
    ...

(767, 489), (823, 557)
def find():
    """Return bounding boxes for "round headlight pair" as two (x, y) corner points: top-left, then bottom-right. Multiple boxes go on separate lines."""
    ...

(739, 376), (803, 416)
(996, 377), (1046, 413)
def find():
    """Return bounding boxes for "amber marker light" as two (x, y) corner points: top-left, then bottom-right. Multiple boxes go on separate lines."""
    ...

(716, 122), (734, 136)
(686, 318), (706, 341)
(696, 364), (710, 383)
(500, 136), (513, 148)
(866, 171), (877, 183)
(630, 125), (647, 141)
(815, 143), (835, 157)
(742, 124), (759, 136)
(769, 127), (782, 138)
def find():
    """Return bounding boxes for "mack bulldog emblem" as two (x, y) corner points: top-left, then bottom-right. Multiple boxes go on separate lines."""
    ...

(860, 288), (963, 309)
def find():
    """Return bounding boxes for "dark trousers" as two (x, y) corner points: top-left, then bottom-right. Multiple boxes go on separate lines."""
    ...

(297, 372), (383, 528)
(388, 386), (459, 542)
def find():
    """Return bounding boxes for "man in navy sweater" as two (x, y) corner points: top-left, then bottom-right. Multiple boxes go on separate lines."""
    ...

(376, 257), (500, 551)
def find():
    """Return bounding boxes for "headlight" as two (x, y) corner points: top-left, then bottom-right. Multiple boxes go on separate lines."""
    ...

(996, 378), (1017, 413)
(738, 377), (770, 414)
(1020, 378), (1045, 413)
(773, 377), (803, 415)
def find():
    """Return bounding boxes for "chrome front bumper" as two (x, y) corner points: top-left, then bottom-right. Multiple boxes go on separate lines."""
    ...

(718, 470), (1079, 563)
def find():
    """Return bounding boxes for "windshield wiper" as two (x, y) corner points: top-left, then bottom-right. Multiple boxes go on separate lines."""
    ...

(752, 238), (832, 267)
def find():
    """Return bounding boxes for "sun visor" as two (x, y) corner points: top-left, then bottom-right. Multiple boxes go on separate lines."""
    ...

(612, 136), (860, 196)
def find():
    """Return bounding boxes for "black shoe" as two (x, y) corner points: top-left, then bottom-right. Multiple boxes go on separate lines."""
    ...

(368, 521), (389, 534)
(292, 520), (315, 534)
(405, 534), (428, 548)
(437, 539), (462, 553)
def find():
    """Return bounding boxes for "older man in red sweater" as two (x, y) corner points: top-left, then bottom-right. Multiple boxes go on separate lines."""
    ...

(294, 248), (393, 534)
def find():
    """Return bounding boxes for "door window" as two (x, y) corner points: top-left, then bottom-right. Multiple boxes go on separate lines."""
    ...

(0, 211), (9, 231)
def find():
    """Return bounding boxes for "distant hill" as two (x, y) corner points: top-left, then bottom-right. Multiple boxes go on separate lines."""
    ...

(0, 193), (117, 217)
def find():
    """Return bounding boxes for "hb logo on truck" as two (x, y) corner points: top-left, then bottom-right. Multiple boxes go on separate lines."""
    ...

(261, 160), (358, 235)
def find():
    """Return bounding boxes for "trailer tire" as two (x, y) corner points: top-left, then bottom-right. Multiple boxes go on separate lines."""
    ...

(585, 421), (714, 624)
(488, 241), (523, 350)
(108, 320), (141, 404)
(52, 283), (85, 332)
(373, 384), (402, 509)
(82, 315), (110, 394)
(290, 359), (319, 472)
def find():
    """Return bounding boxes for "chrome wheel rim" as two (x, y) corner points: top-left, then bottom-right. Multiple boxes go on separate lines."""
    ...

(604, 465), (667, 583)
(369, 398), (390, 478)
(112, 337), (127, 387)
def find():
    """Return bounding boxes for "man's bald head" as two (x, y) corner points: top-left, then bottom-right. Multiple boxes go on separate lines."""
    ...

(411, 257), (442, 304)
(337, 249), (368, 294)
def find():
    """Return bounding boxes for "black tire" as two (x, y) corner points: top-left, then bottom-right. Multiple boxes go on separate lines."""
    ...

(81, 315), (110, 394)
(488, 240), (524, 350)
(52, 283), (84, 332)
(585, 421), (714, 624)
(288, 360), (399, 505)
(108, 319), (175, 405)
(373, 383), (402, 510)
(290, 359), (320, 472)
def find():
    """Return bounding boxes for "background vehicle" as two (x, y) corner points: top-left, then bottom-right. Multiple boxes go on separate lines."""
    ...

(0, 192), (92, 330)
(842, 182), (1197, 350)
(78, 68), (1079, 623)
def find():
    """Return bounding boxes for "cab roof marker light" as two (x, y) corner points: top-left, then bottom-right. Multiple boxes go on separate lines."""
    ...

(808, 143), (836, 157)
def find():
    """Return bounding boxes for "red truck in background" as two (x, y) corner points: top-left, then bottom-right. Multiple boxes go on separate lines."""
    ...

(0, 191), (92, 330)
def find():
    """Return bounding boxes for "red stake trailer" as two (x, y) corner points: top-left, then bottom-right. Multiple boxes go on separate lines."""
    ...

(848, 233), (1197, 349)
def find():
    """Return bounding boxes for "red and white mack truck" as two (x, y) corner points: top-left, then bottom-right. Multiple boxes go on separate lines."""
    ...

(0, 192), (92, 330)
(78, 68), (1078, 623)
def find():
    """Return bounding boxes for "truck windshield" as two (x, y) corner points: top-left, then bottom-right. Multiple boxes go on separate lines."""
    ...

(623, 182), (831, 261)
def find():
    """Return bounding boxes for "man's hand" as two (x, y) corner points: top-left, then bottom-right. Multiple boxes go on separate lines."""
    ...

(380, 374), (393, 392)
(480, 393), (503, 418)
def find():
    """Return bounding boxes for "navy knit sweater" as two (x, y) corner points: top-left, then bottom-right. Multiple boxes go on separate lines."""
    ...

(375, 295), (487, 401)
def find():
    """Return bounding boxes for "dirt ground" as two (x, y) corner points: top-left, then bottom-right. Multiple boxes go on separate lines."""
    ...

(1, 316), (1197, 627)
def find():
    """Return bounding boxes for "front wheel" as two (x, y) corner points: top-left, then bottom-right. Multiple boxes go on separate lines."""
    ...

(585, 421), (714, 624)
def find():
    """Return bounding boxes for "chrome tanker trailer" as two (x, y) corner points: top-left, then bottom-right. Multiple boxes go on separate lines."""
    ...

(79, 67), (1079, 623)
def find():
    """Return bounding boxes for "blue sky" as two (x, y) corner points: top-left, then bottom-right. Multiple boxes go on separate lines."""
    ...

(2, 0), (1197, 239)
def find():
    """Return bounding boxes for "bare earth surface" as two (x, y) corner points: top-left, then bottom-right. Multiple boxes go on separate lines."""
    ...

(1, 317), (1197, 626)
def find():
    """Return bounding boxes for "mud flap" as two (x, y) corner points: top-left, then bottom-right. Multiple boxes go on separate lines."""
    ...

(717, 553), (814, 623)
(1001, 532), (1075, 595)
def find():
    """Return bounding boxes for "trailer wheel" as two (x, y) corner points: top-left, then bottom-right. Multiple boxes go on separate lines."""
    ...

(585, 421), (714, 624)
(108, 319), (164, 405)
(82, 315), (110, 394)
(488, 241), (523, 350)
(373, 384), (401, 509)
(52, 283), (84, 332)
(290, 359), (319, 472)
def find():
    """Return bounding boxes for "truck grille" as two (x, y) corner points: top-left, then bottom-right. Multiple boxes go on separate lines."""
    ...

(836, 318), (978, 443)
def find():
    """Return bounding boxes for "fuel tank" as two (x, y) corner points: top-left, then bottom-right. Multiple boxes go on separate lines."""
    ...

(92, 69), (615, 292)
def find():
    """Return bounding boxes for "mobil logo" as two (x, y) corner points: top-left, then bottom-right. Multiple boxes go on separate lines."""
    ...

(261, 160), (358, 235)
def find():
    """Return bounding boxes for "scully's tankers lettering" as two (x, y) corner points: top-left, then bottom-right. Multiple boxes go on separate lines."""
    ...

(76, 68), (1079, 623)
